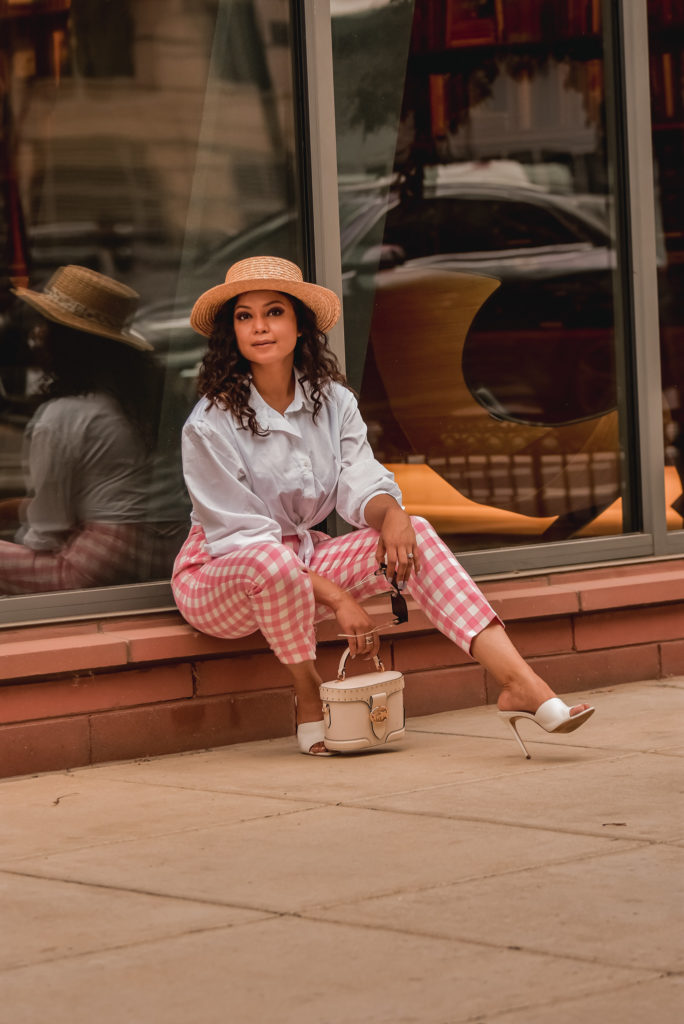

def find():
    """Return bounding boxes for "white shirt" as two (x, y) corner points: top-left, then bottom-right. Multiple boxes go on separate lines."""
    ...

(182, 378), (402, 565)
(19, 392), (150, 551)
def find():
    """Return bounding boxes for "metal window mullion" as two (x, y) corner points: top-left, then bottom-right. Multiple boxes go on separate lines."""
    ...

(618, 0), (671, 552)
(301, 0), (346, 373)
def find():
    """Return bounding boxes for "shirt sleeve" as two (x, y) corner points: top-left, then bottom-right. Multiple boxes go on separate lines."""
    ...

(20, 420), (77, 551)
(182, 419), (283, 556)
(334, 389), (403, 528)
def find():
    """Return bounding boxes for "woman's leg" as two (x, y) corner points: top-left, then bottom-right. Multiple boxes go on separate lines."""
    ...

(310, 518), (588, 716)
(470, 622), (589, 715)
(172, 529), (327, 749)
(406, 517), (589, 715)
(173, 535), (316, 660)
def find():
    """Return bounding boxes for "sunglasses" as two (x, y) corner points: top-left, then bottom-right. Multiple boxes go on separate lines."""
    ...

(375, 562), (409, 625)
(337, 561), (410, 641)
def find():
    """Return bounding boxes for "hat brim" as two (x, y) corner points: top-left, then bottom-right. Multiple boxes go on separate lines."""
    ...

(12, 288), (152, 351)
(190, 276), (341, 338)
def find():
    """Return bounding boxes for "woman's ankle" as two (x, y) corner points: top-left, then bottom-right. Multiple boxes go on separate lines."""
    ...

(496, 677), (555, 714)
(288, 660), (324, 723)
(295, 697), (324, 724)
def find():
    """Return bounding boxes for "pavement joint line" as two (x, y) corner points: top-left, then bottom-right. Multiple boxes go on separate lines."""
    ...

(0, 902), (665, 987)
(289, 908), (671, 977)
(0, 804), (326, 867)
(300, 840), (651, 909)
(0, 865), (290, 922)
(329, 801), (664, 844)
(66, 742), (656, 798)
(0, 834), (653, 928)
(0, 792), (669, 868)
(455, 971), (678, 1024)
(2, 892), (663, 987)
(327, 798), (667, 847)
(0, 916), (280, 977)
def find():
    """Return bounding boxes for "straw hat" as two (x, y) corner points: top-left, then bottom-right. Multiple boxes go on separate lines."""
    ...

(190, 256), (341, 337)
(13, 265), (152, 351)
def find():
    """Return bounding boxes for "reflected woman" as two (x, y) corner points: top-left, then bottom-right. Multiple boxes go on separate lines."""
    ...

(0, 265), (179, 592)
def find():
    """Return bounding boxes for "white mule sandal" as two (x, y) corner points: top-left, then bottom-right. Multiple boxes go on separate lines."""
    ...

(498, 697), (595, 759)
(296, 720), (332, 756)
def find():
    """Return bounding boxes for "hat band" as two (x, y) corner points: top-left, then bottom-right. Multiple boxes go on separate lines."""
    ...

(43, 285), (126, 332)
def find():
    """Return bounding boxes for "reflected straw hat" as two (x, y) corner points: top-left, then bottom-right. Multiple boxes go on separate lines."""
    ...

(12, 265), (152, 350)
(190, 256), (342, 337)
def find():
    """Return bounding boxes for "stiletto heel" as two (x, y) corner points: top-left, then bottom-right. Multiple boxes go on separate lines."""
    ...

(503, 715), (532, 759)
(498, 698), (595, 759)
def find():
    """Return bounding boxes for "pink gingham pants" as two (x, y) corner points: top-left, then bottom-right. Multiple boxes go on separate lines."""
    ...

(172, 516), (499, 664)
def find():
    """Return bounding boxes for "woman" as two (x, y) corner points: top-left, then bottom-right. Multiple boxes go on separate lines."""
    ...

(173, 256), (595, 755)
(1, 264), (181, 592)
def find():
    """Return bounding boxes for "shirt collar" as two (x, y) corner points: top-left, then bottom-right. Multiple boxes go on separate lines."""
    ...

(248, 375), (316, 432)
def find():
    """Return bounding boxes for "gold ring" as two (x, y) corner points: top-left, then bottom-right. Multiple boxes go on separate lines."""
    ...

(407, 553), (414, 559)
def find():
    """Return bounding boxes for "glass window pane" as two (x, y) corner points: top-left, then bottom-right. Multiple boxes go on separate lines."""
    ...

(648, 1), (684, 531)
(332, 0), (634, 550)
(0, 0), (305, 600)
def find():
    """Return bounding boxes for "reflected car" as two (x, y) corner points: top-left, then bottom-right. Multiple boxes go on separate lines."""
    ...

(342, 180), (620, 428)
(129, 177), (630, 532)
(135, 178), (618, 404)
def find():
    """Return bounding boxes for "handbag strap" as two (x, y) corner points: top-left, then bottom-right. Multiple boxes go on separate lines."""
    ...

(337, 647), (385, 680)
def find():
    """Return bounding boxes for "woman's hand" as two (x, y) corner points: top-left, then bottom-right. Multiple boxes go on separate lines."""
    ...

(307, 571), (379, 659)
(333, 592), (380, 660)
(365, 497), (420, 588)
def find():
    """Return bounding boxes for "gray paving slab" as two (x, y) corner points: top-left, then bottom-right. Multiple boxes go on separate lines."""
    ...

(315, 843), (684, 973)
(0, 870), (269, 972)
(412, 680), (684, 754)
(349, 750), (684, 842)
(0, 678), (680, 1024)
(0, 915), (655, 1024)
(487, 974), (684, 1024)
(91, 715), (619, 806)
(0, 773), (317, 862)
(3, 805), (623, 914)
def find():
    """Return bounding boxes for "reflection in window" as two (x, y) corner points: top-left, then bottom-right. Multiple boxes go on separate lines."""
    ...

(0, 0), (305, 599)
(648, 1), (684, 529)
(332, 0), (639, 549)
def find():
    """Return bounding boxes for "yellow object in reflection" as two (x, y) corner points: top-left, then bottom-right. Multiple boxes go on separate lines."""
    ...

(366, 268), (621, 536)
(387, 462), (555, 535)
(389, 463), (684, 538)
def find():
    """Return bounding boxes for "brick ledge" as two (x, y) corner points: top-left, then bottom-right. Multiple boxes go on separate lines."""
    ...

(1, 558), (683, 777)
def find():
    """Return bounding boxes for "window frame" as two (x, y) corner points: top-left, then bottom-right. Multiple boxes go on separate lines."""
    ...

(318, 0), (678, 579)
(0, 0), (679, 628)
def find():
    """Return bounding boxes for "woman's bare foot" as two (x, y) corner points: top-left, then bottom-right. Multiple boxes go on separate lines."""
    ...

(496, 681), (591, 718)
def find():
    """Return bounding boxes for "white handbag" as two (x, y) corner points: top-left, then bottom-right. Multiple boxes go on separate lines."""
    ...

(320, 648), (405, 752)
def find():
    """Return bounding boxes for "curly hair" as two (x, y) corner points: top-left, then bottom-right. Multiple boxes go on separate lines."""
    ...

(197, 293), (349, 434)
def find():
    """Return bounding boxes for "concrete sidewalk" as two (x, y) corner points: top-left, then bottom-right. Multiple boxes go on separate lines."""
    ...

(1, 678), (682, 1023)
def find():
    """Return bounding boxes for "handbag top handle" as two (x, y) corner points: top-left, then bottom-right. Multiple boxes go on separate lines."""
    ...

(337, 648), (385, 680)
